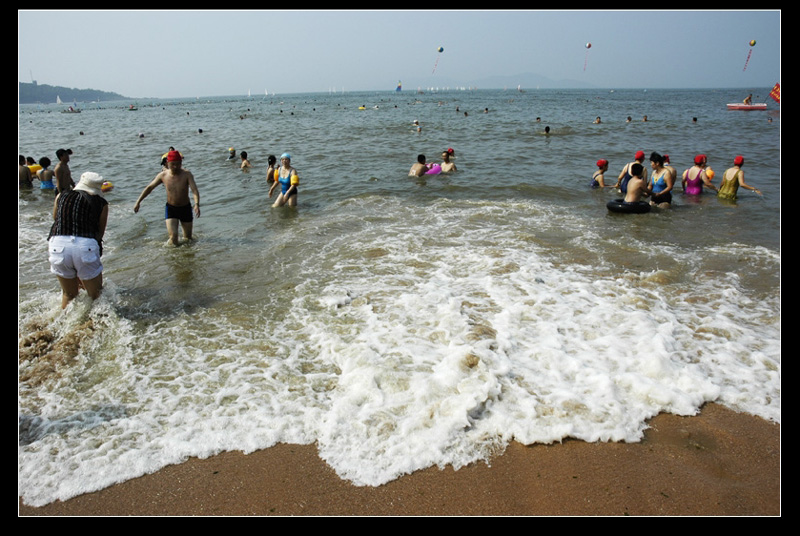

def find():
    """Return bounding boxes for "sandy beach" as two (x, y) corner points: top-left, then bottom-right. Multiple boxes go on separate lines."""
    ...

(18, 403), (779, 516)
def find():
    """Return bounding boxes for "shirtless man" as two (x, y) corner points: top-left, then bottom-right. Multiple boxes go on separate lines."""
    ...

(134, 150), (201, 245)
(19, 155), (32, 187)
(624, 163), (650, 203)
(409, 154), (428, 177)
(54, 148), (75, 194)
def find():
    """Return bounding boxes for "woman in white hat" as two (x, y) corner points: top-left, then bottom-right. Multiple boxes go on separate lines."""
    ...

(47, 171), (109, 308)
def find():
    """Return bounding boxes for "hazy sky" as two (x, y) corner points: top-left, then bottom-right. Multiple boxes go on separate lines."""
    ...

(19, 9), (781, 99)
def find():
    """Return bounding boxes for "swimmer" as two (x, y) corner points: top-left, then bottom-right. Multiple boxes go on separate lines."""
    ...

(591, 159), (614, 188)
(663, 154), (677, 186)
(624, 163), (649, 204)
(54, 148), (75, 194)
(19, 155), (33, 187)
(648, 152), (674, 208)
(593, 116), (602, 124)
(37, 156), (56, 192)
(265, 155), (277, 185)
(228, 147), (236, 160)
(681, 155), (718, 195)
(134, 150), (201, 246)
(268, 153), (299, 207)
(440, 149), (457, 173)
(409, 154), (428, 177)
(613, 151), (648, 193)
(240, 151), (252, 171)
(717, 156), (761, 200)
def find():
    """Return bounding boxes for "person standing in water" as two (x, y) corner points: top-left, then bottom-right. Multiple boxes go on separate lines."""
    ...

(613, 151), (648, 193)
(265, 155), (277, 186)
(268, 153), (299, 207)
(37, 156), (56, 193)
(681, 155), (718, 195)
(717, 155), (761, 200)
(624, 163), (649, 204)
(134, 150), (201, 245)
(648, 152), (674, 208)
(54, 148), (75, 194)
(48, 172), (109, 308)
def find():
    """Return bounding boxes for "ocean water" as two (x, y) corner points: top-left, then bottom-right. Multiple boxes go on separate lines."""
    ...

(18, 88), (780, 506)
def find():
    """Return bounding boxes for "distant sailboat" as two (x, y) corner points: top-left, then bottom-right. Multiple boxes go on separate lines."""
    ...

(56, 95), (62, 104)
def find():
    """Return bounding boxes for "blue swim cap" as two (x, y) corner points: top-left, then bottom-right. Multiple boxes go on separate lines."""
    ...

(280, 153), (291, 160)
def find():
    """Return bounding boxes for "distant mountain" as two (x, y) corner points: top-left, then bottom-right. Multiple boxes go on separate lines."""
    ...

(18, 81), (129, 104)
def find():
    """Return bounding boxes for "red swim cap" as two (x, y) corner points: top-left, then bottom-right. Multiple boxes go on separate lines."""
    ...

(167, 150), (182, 162)
(635, 150), (645, 160)
(734, 155), (744, 166)
(596, 159), (608, 168)
(694, 154), (707, 165)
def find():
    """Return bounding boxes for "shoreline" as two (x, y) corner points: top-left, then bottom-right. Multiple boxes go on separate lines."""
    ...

(19, 403), (779, 516)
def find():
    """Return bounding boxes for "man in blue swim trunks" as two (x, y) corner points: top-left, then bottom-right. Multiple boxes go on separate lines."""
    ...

(134, 150), (201, 245)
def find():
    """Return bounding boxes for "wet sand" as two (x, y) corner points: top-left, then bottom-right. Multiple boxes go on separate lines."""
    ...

(19, 403), (779, 516)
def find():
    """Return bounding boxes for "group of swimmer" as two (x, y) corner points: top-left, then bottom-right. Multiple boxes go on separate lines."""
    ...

(408, 148), (457, 177)
(592, 150), (762, 209)
(226, 148), (298, 206)
(19, 149), (76, 194)
(23, 144), (300, 309)
(20, 134), (764, 310)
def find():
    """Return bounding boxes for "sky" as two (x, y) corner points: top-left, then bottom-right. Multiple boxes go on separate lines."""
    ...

(18, 9), (781, 99)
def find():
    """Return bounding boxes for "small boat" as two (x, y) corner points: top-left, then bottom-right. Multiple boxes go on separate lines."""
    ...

(727, 102), (767, 110)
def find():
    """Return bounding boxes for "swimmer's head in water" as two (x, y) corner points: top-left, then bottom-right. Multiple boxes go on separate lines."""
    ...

(596, 159), (608, 169)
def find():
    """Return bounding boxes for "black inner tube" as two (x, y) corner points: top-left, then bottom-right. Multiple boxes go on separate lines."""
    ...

(607, 199), (651, 214)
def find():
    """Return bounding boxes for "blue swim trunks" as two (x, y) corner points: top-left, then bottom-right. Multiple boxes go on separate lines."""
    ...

(165, 203), (193, 222)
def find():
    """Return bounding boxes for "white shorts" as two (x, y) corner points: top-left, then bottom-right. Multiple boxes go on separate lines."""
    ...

(48, 235), (103, 280)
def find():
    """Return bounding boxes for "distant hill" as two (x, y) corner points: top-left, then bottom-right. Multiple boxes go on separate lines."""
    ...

(19, 81), (129, 104)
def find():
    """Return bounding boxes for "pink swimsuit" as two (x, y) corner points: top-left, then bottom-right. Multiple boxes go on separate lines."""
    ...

(684, 168), (704, 195)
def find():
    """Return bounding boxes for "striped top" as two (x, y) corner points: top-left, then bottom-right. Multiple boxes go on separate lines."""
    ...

(48, 190), (108, 242)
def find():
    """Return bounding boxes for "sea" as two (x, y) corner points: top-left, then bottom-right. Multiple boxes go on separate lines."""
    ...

(18, 87), (780, 507)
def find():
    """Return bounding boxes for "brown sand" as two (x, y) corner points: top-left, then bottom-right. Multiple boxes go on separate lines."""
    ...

(18, 403), (779, 516)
